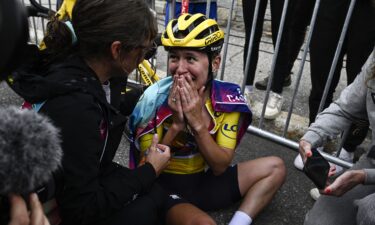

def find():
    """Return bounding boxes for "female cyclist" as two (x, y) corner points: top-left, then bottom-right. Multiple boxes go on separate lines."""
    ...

(130, 13), (286, 225)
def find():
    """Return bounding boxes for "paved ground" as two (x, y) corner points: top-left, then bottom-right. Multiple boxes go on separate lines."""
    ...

(211, 133), (316, 225)
(0, 79), (317, 225)
(2, 5), (360, 224)
(114, 129), (316, 225)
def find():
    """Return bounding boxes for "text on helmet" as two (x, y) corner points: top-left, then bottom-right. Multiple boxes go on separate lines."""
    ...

(204, 32), (222, 46)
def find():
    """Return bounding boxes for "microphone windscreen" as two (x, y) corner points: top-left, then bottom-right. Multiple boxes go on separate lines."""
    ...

(0, 106), (62, 195)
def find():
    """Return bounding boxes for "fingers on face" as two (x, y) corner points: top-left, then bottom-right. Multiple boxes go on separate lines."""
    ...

(184, 74), (196, 91)
(179, 85), (190, 106)
(170, 77), (178, 99)
(169, 77), (181, 107)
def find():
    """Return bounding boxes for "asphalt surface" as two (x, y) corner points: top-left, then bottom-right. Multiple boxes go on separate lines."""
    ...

(115, 129), (316, 225)
(2, 4), (353, 224)
(209, 133), (316, 225)
(0, 80), (316, 225)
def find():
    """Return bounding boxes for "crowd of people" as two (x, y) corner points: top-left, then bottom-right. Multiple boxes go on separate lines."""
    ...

(0, 0), (375, 224)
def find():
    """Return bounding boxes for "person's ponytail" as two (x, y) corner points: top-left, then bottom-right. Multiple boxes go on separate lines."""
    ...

(42, 15), (75, 61)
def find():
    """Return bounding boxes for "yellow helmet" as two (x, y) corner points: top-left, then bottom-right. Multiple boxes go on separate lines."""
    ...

(161, 13), (224, 54)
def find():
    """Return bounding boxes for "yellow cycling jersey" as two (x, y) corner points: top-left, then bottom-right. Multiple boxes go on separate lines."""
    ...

(139, 99), (240, 174)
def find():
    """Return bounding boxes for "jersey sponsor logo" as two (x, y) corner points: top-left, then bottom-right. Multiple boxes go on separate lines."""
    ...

(226, 94), (245, 102)
(223, 124), (238, 132)
(220, 123), (237, 140)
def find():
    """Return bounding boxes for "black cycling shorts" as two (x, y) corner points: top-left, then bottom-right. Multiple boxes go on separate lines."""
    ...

(157, 164), (241, 211)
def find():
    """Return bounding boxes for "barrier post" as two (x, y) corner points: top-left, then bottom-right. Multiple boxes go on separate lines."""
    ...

(283, 0), (322, 137)
(219, 0), (236, 80)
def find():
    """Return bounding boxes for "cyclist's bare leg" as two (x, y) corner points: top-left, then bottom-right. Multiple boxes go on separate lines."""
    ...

(166, 203), (216, 225)
(237, 156), (286, 218)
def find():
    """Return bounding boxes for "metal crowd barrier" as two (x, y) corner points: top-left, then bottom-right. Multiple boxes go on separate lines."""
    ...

(26, 0), (356, 168)
(172, 0), (355, 169)
(22, 0), (56, 45)
(231, 0), (356, 168)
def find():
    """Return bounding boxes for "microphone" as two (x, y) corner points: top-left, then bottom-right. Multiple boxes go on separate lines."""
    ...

(0, 0), (29, 79)
(0, 106), (63, 195)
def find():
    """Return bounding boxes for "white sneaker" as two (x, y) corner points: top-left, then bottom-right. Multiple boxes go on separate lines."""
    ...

(310, 188), (321, 201)
(338, 148), (354, 161)
(331, 148), (354, 174)
(264, 91), (283, 120)
(294, 147), (325, 171)
(294, 154), (304, 171)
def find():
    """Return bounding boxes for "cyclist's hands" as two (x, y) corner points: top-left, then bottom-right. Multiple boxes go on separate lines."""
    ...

(168, 75), (185, 131)
(178, 74), (206, 133)
(145, 134), (171, 176)
(8, 193), (50, 225)
(323, 169), (365, 196)
(299, 139), (313, 164)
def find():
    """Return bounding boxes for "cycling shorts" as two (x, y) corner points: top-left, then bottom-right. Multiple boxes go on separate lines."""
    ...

(157, 164), (241, 211)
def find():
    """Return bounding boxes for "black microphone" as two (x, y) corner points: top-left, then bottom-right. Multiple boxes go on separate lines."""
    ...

(0, 106), (63, 195)
(0, 0), (29, 79)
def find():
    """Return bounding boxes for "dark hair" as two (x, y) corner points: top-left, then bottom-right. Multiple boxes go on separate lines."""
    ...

(43, 0), (157, 61)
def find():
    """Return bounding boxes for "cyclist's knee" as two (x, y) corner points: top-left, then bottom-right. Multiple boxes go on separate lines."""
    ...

(188, 215), (216, 225)
(267, 156), (286, 179)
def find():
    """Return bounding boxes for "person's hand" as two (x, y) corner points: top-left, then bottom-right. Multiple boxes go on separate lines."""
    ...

(178, 75), (206, 133)
(322, 169), (365, 196)
(8, 193), (50, 225)
(298, 139), (313, 164)
(145, 134), (171, 176)
(299, 140), (336, 189)
(168, 75), (185, 132)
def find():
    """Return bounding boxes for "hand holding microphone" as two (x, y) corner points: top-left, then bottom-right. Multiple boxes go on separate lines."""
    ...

(0, 1), (63, 224)
(0, 107), (62, 196)
(0, 107), (62, 225)
(8, 194), (50, 225)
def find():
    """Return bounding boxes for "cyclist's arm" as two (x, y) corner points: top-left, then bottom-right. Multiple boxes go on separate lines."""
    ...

(160, 122), (181, 146)
(194, 111), (240, 175)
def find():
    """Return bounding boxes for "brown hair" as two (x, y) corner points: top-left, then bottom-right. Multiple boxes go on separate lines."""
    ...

(43, 0), (157, 61)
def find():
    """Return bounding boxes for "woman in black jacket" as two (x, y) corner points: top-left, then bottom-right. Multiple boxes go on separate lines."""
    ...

(10, 0), (171, 224)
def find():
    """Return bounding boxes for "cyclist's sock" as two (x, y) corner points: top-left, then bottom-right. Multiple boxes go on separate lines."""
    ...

(228, 211), (252, 225)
